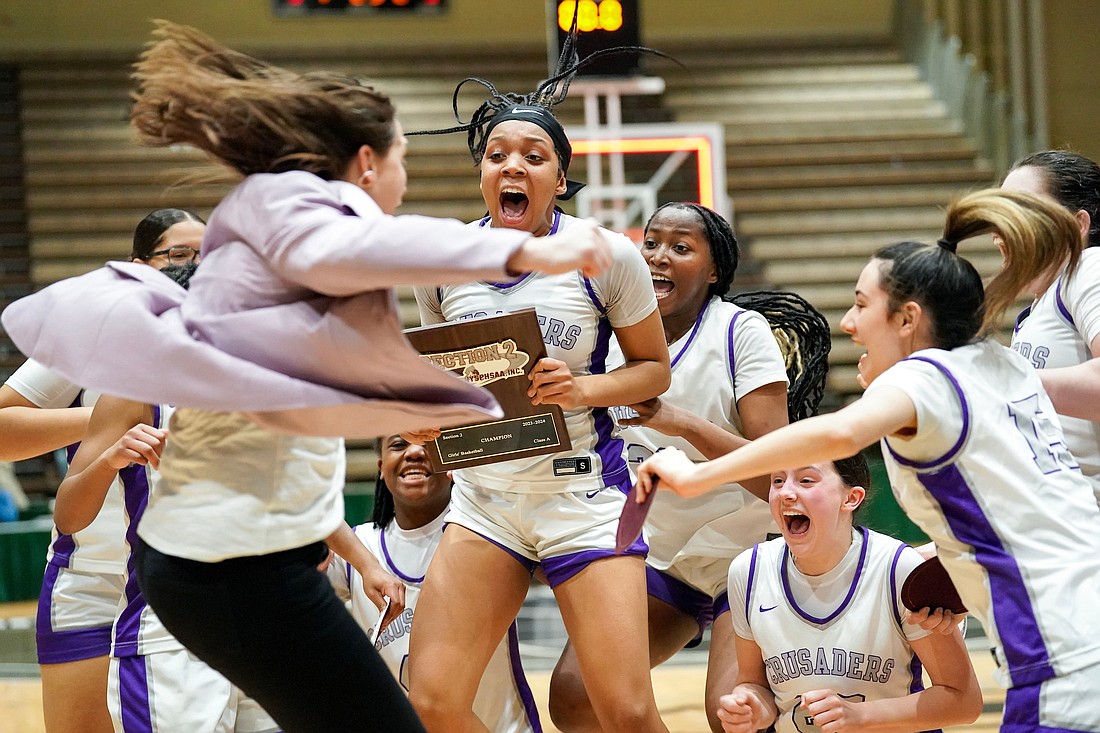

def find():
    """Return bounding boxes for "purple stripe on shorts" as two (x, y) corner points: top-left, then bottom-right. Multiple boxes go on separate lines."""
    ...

(444, 523), (537, 575)
(914, 465), (1055, 687)
(645, 565), (714, 635)
(506, 622), (543, 733)
(998, 681), (1095, 733)
(117, 655), (155, 733)
(35, 563), (112, 663)
(713, 590), (730, 619)
(541, 538), (648, 588)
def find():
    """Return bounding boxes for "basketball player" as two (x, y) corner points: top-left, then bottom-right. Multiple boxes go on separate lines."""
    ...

(719, 455), (981, 733)
(549, 203), (790, 733)
(1000, 150), (1100, 504)
(636, 189), (1100, 732)
(0, 208), (203, 733)
(327, 434), (540, 733)
(407, 35), (672, 733)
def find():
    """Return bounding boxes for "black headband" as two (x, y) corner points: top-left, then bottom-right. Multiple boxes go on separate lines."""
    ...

(484, 105), (585, 201)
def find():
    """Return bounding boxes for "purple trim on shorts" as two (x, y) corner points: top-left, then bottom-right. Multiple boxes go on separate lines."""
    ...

(726, 309), (745, 389)
(744, 544), (759, 624)
(444, 523), (537, 574)
(883, 357), (971, 470)
(888, 541), (906, 631)
(713, 590), (730, 619)
(35, 562), (112, 663)
(381, 528), (426, 584)
(542, 538), (648, 588)
(670, 298), (711, 370)
(117, 655), (155, 733)
(506, 622), (543, 733)
(1055, 278), (1075, 327)
(781, 526), (869, 625)
(914, 464), (1055, 687)
(645, 565), (715, 634)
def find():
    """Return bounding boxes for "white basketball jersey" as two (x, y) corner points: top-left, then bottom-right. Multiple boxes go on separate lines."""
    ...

(729, 529), (930, 733)
(112, 405), (182, 657)
(870, 340), (1100, 687)
(609, 297), (787, 597)
(414, 212), (657, 494)
(1011, 248), (1100, 503)
(328, 516), (540, 733)
(5, 358), (127, 574)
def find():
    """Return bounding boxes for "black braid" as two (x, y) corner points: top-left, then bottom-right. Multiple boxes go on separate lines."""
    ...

(369, 438), (395, 529)
(726, 290), (831, 421)
(645, 202), (738, 298)
(409, 5), (676, 169)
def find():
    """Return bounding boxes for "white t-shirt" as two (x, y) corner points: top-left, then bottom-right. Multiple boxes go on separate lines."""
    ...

(327, 515), (539, 733)
(610, 297), (788, 597)
(728, 528), (929, 733)
(869, 341), (1100, 687)
(415, 212), (658, 494)
(1011, 247), (1100, 502)
(5, 358), (127, 573)
(138, 408), (345, 562)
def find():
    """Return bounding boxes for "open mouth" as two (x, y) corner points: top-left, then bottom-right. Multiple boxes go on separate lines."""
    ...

(652, 276), (674, 299)
(783, 511), (810, 537)
(399, 467), (432, 484)
(500, 190), (529, 225)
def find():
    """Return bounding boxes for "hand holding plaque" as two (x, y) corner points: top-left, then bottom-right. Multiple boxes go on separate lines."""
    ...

(404, 308), (571, 470)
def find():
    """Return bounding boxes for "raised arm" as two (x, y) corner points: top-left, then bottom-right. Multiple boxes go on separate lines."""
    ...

(636, 385), (917, 500)
(1040, 355), (1100, 421)
(53, 396), (158, 535)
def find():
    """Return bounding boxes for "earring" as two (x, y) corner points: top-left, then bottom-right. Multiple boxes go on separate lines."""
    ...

(358, 169), (375, 187)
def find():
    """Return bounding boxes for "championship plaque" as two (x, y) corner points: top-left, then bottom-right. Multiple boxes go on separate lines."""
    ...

(404, 308), (571, 470)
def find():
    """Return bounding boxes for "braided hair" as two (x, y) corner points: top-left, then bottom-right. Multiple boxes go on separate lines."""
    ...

(644, 202), (739, 299)
(411, 6), (673, 188)
(369, 438), (396, 529)
(727, 290), (831, 421)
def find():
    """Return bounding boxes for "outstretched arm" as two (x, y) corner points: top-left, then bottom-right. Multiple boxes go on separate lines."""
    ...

(54, 397), (157, 535)
(0, 385), (92, 461)
(636, 385), (917, 500)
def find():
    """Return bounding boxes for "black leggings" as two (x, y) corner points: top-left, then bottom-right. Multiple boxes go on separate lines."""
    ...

(135, 539), (426, 733)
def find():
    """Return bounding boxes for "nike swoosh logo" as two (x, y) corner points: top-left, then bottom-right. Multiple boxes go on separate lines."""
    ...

(759, 604), (778, 613)
(585, 488), (602, 498)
